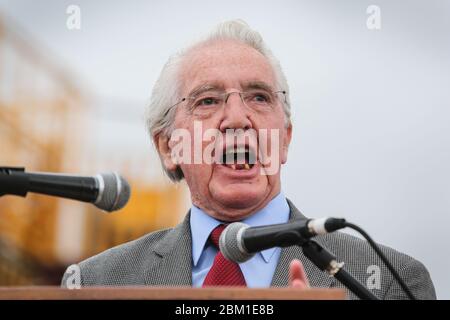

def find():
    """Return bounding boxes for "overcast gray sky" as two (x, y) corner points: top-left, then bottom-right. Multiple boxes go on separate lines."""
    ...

(1, 0), (449, 298)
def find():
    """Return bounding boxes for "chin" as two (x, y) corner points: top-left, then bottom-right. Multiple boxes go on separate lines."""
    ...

(210, 183), (267, 211)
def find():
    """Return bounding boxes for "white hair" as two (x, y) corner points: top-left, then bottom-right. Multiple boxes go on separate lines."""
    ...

(145, 19), (291, 182)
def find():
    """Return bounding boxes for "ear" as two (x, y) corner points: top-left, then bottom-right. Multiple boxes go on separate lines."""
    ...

(154, 133), (178, 172)
(281, 123), (292, 164)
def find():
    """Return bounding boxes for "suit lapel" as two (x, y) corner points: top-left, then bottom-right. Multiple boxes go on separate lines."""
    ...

(271, 199), (336, 288)
(145, 212), (193, 286)
(144, 200), (335, 288)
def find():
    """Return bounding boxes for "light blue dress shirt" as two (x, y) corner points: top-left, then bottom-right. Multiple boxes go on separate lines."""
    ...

(190, 192), (290, 288)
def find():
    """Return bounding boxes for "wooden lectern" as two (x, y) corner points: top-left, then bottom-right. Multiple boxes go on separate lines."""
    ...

(0, 286), (345, 300)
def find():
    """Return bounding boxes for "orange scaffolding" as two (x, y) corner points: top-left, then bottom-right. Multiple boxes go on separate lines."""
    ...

(0, 14), (185, 285)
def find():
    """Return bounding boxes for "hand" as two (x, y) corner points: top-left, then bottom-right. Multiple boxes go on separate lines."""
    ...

(289, 259), (310, 289)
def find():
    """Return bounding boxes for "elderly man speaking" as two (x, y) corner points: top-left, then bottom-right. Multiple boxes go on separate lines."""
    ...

(62, 20), (435, 299)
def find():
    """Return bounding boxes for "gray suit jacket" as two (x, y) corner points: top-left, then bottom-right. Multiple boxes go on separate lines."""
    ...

(62, 200), (436, 299)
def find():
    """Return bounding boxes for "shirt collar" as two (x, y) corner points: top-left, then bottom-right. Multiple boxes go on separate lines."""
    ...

(190, 205), (222, 267)
(190, 192), (290, 266)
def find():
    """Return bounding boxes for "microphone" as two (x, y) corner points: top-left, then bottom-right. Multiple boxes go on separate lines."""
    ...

(0, 167), (131, 212)
(219, 217), (346, 263)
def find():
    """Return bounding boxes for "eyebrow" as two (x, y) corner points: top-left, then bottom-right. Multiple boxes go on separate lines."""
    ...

(241, 81), (275, 92)
(186, 80), (276, 98)
(187, 83), (225, 98)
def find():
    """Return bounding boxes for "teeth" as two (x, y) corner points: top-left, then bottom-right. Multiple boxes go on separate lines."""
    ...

(227, 163), (251, 170)
(221, 146), (257, 169)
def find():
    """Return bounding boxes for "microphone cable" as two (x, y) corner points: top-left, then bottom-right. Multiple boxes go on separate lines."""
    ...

(343, 221), (417, 300)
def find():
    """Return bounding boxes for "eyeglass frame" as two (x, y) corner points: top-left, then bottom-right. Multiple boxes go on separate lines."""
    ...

(168, 89), (288, 114)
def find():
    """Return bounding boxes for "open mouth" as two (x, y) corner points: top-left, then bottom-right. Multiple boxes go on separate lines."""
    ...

(220, 146), (257, 171)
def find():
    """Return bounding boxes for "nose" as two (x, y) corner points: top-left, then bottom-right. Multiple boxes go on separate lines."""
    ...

(219, 92), (253, 132)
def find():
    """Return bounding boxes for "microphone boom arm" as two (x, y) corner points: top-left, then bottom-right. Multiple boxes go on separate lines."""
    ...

(0, 166), (98, 202)
(300, 239), (380, 300)
(0, 167), (28, 197)
(0, 166), (130, 212)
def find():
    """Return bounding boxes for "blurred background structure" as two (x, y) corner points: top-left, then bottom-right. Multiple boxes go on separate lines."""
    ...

(0, 13), (186, 285)
(0, 0), (449, 298)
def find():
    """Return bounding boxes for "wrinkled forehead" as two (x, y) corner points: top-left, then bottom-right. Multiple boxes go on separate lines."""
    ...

(179, 39), (277, 96)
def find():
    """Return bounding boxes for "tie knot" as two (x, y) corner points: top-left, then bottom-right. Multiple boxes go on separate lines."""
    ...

(209, 224), (226, 248)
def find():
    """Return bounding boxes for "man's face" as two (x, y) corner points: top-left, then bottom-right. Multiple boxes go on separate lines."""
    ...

(159, 40), (291, 221)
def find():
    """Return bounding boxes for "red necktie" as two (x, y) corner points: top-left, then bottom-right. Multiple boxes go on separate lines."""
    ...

(202, 224), (247, 287)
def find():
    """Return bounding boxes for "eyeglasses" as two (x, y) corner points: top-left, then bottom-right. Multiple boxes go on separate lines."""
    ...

(170, 89), (287, 117)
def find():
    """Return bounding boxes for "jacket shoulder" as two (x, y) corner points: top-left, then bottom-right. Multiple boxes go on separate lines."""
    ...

(320, 232), (436, 299)
(61, 228), (173, 286)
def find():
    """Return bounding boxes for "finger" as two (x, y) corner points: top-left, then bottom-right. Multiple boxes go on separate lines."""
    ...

(291, 278), (307, 289)
(289, 259), (310, 288)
